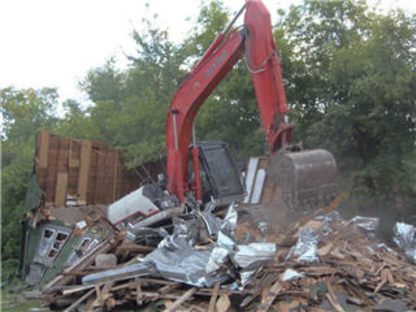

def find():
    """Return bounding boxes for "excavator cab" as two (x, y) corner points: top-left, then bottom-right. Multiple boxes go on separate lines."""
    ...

(189, 142), (245, 206)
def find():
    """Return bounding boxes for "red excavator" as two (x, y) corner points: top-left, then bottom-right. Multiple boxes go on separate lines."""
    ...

(108, 0), (338, 227)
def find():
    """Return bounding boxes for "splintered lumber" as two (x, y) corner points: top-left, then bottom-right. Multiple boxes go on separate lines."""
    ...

(216, 294), (231, 312)
(36, 203), (416, 312)
(135, 278), (143, 306)
(325, 280), (345, 312)
(163, 288), (197, 312)
(62, 284), (94, 296)
(257, 279), (283, 312)
(208, 282), (220, 312)
(93, 282), (114, 309)
(159, 282), (181, 295)
(62, 288), (95, 312)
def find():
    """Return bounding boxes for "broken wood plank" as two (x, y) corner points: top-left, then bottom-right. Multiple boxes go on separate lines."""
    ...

(216, 294), (231, 312)
(77, 140), (92, 205)
(37, 131), (50, 168)
(208, 282), (220, 312)
(62, 288), (95, 312)
(159, 282), (181, 295)
(325, 280), (345, 312)
(163, 288), (197, 312)
(54, 172), (68, 207)
(136, 278), (143, 306)
(257, 279), (283, 312)
(93, 282), (114, 310)
(62, 284), (94, 296)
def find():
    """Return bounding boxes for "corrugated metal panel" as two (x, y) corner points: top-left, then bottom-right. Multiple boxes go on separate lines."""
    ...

(243, 158), (259, 203)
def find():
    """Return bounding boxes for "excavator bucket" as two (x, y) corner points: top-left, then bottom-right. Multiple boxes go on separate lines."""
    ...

(241, 149), (338, 231)
(265, 149), (338, 211)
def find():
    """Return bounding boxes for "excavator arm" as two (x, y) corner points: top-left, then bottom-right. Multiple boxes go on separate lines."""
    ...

(166, 0), (294, 203)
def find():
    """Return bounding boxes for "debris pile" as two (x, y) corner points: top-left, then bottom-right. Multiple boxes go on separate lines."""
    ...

(26, 203), (416, 311)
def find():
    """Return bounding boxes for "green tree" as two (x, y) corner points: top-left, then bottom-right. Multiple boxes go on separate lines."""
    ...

(1, 87), (58, 264)
(276, 0), (416, 198)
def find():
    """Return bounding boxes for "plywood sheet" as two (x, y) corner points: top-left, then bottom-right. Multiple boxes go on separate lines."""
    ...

(55, 173), (68, 207)
(77, 141), (92, 205)
(38, 131), (50, 168)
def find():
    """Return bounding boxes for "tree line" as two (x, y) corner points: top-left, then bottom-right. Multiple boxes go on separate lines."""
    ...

(2, 0), (415, 279)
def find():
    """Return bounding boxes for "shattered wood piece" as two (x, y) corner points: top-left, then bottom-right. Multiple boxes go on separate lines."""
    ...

(183, 302), (207, 312)
(381, 268), (395, 285)
(197, 289), (236, 297)
(62, 284), (94, 296)
(95, 285), (101, 299)
(159, 282), (181, 295)
(112, 278), (175, 291)
(46, 297), (77, 309)
(137, 291), (182, 300)
(62, 288), (95, 312)
(85, 297), (95, 311)
(325, 280), (345, 312)
(321, 220), (354, 257)
(105, 297), (117, 309)
(325, 293), (346, 312)
(93, 282), (114, 309)
(216, 294), (231, 312)
(342, 279), (372, 306)
(162, 288), (197, 312)
(372, 268), (393, 295)
(257, 279), (283, 312)
(136, 278), (143, 306)
(373, 280), (387, 295)
(208, 282), (220, 312)
(111, 277), (176, 293)
(240, 272), (280, 308)
(140, 277), (178, 285)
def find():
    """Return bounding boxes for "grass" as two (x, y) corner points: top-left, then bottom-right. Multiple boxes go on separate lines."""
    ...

(1, 287), (43, 312)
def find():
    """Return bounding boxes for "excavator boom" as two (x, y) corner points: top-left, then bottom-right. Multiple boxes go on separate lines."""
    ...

(165, 0), (338, 214)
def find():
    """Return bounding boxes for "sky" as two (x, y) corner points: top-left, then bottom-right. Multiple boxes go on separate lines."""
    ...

(0, 0), (415, 104)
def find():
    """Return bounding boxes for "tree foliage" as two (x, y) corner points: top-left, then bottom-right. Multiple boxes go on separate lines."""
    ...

(277, 0), (416, 196)
(1, 88), (59, 261)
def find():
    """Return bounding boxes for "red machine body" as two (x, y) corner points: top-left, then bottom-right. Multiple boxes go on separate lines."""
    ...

(166, 0), (294, 203)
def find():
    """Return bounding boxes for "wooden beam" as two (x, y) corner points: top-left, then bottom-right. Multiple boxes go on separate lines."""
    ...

(62, 288), (95, 312)
(163, 288), (197, 312)
(257, 279), (283, 312)
(77, 140), (92, 205)
(136, 278), (143, 306)
(54, 172), (68, 207)
(208, 282), (220, 312)
(37, 131), (50, 168)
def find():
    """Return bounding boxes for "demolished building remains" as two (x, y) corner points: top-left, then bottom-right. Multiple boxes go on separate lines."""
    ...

(19, 131), (416, 311)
